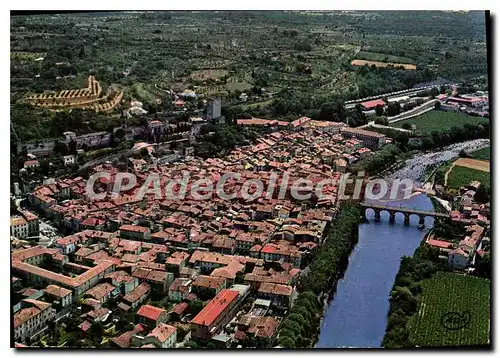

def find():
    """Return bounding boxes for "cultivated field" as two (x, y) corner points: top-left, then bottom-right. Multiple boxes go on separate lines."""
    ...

(190, 69), (229, 80)
(356, 50), (415, 64)
(453, 158), (490, 172)
(409, 272), (490, 347)
(471, 146), (490, 160)
(351, 59), (416, 70)
(392, 111), (489, 134)
(446, 165), (491, 189)
(10, 51), (47, 60)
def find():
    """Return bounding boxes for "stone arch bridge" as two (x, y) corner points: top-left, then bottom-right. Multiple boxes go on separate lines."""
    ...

(361, 202), (450, 226)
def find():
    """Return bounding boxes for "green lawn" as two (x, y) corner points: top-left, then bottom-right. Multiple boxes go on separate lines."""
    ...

(356, 50), (415, 64)
(241, 98), (275, 110)
(409, 272), (490, 347)
(471, 146), (491, 160)
(446, 165), (490, 189)
(227, 81), (252, 92)
(392, 111), (489, 134)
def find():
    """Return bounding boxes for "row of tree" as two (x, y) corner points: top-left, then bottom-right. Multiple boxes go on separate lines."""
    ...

(275, 204), (362, 348)
(276, 291), (322, 348)
(382, 244), (444, 348)
(298, 204), (362, 294)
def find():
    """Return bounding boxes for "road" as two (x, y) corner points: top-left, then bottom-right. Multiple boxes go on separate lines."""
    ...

(387, 99), (437, 124)
(80, 149), (132, 170)
(360, 99), (438, 131)
(360, 122), (412, 132)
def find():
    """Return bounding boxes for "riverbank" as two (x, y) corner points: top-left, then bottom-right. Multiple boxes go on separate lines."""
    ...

(386, 138), (490, 184)
(275, 204), (362, 348)
(381, 241), (490, 348)
(316, 195), (436, 347)
(313, 139), (489, 348)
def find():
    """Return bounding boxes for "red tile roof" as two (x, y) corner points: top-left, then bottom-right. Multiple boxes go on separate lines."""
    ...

(190, 289), (239, 326)
(120, 224), (150, 233)
(137, 304), (166, 321)
(360, 98), (385, 110)
(171, 302), (189, 316)
(427, 239), (453, 249)
(111, 324), (144, 348)
(147, 323), (176, 342)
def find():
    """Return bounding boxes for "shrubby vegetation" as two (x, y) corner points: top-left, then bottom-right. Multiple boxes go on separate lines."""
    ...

(11, 104), (127, 141)
(382, 244), (444, 348)
(352, 144), (402, 175)
(194, 123), (249, 158)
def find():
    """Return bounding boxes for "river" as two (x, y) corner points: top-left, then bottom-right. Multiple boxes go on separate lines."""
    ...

(315, 139), (489, 348)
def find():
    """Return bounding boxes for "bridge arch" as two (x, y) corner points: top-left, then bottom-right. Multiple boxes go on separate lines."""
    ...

(360, 203), (448, 227)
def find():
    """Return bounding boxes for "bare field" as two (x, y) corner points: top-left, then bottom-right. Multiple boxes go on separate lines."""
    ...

(453, 158), (490, 172)
(351, 59), (416, 70)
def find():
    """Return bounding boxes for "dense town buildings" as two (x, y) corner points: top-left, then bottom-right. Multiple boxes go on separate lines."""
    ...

(10, 111), (489, 348)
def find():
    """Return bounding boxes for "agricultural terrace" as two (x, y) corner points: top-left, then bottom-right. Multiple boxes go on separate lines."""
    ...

(392, 110), (489, 134)
(23, 76), (122, 113)
(446, 165), (490, 190)
(356, 50), (415, 64)
(409, 272), (490, 347)
(351, 59), (416, 70)
(471, 146), (490, 160)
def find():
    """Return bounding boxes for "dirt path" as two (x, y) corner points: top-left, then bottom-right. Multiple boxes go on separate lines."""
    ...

(443, 162), (456, 187)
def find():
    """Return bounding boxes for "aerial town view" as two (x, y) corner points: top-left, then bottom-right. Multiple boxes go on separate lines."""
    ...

(10, 10), (491, 349)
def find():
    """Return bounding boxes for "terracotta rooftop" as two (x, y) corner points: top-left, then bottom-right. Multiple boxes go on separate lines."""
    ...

(190, 289), (239, 327)
(137, 304), (166, 321)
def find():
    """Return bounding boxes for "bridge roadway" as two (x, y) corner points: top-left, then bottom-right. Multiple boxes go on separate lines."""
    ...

(360, 202), (450, 226)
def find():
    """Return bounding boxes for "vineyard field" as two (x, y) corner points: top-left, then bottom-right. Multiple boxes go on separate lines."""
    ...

(409, 272), (490, 347)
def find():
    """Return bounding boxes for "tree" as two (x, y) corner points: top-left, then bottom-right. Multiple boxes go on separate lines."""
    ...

(476, 253), (491, 278)
(235, 271), (245, 284)
(401, 123), (411, 130)
(68, 139), (77, 154)
(279, 328), (296, 341)
(177, 326), (188, 341)
(375, 117), (389, 126)
(434, 101), (441, 110)
(387, 102), (401, 117)
(458, 149), (469, 158)
(87, 321), (104, 338)
(375, 104), (384, 117)
(430, 87), (440, 98)
(474, 184), (490, 203)
(54, 141), (68, 155)
(115, 319), (133, 332)
(278, 336), (295, 348)
(189, 299), (204, 315)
